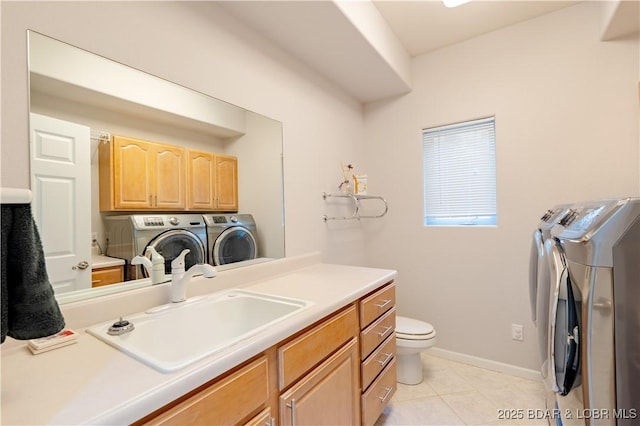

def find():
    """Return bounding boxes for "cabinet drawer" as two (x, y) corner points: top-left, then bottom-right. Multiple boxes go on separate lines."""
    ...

(143, 356), (269, 425)
(243, 407), (271, 426)
(91, 266), (123, 287)
(278, 304), (358, 390)
(360, 307), (396, 359)
(359, 283), (395, 329)
(361, 357), (396, 426)
(361, 334), (396, 391)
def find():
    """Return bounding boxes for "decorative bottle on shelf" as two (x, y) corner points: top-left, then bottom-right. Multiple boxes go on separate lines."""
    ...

(341, 180), (353, 195)
(353, 174), (367, 195)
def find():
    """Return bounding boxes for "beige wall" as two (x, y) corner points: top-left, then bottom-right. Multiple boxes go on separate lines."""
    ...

(363, 2), (639, 370)
(0, 1), (368, 265)
(3, 1), (639, 372)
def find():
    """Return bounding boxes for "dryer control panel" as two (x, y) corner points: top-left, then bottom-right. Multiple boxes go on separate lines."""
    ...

(552, 199), (627, 241)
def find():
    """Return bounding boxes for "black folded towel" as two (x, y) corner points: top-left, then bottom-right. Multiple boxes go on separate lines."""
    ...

(1, 204), (65, 343)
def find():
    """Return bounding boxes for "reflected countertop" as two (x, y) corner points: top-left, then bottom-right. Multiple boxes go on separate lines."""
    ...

(1, 253), (396, 425)
(91, 253), (125, 269)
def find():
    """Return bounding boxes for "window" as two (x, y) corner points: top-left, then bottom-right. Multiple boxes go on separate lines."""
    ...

(423, 117), (497, 226)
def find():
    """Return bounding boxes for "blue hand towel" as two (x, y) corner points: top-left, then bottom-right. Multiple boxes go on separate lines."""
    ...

(1, 204), (65, 343)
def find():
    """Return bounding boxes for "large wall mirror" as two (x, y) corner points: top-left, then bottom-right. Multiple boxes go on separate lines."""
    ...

(27, 31), (285, 304)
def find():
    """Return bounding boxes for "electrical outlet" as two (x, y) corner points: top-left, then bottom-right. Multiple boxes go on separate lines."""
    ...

(512, 324), (524, 341)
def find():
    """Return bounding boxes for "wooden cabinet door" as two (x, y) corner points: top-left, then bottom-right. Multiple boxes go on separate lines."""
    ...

(113, 136), (155, 209)
(279, 338), (360, 426)
(215, 155), (238, 211)
(154, 143), (186, 209)
(187, 149), (216, 210)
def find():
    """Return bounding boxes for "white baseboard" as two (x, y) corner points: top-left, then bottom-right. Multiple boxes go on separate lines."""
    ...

(429, 347), (542, 382)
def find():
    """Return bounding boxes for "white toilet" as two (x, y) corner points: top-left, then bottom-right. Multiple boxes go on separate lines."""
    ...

(395, 316), (437, 385)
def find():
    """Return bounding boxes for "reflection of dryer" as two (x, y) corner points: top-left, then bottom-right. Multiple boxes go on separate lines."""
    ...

(104, 214), (207, 280)
(203, 214), (257, 266)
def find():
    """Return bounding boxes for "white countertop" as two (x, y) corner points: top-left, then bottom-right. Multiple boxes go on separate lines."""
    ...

(1, 255), (396, 425)
(92, 253), (125, 269)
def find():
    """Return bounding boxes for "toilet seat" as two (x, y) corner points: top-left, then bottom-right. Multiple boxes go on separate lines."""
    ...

(396, 316), (436, 340)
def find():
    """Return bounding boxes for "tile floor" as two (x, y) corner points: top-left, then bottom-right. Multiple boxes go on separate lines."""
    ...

(376, 353), (548, 426)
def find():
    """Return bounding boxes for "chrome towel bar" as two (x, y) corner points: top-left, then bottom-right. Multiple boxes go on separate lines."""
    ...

(322, 192), (388, 222)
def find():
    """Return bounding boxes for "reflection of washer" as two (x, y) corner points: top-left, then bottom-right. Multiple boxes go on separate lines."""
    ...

(203, 214), (257, 266)
(104, 214), (206, 280)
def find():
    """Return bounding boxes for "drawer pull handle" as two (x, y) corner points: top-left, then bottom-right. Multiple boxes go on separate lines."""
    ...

(286, 398), (297, 426)
(378, 386), (393, 403)
(376, 325), (393, 338)
(375, 299), (392, 309)
(377, 352), (393, 366)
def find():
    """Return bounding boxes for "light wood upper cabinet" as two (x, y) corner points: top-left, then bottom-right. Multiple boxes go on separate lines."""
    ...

(100, 136), (238, 212)
(100, 135), (186, 211)
(154, 144), (186, 209)
(186, 150), (216, 210)
(214, 154), (238, 211)
(186, 150), (238, 211)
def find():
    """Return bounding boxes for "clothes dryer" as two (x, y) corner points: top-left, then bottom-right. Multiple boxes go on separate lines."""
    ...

(529, 204), (572, 372)
(545, 198), (640, 426)
(104, 214), (207, 281)
(203, 214), (258, 266)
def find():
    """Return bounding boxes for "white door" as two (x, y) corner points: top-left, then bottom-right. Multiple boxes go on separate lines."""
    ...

(30, 113), (91, 293)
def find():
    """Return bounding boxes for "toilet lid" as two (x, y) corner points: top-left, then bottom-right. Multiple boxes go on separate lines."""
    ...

(396, 316), (435, 340)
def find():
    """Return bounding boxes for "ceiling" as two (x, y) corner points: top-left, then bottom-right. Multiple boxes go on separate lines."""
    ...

(372, 0), (579, 57)
(220, 1), (634, 103)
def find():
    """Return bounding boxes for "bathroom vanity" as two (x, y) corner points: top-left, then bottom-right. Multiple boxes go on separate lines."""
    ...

(0, 253), (397, 425)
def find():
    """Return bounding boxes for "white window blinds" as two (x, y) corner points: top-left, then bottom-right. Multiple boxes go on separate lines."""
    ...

(423, 117), (497, 226)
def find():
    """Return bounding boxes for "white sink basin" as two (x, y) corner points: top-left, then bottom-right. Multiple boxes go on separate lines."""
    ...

(87, 289), (312, 373)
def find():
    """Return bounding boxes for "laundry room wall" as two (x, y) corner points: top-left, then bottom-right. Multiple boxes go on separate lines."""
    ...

(1, 1), (368, 266)
(363, 1), (640, 371)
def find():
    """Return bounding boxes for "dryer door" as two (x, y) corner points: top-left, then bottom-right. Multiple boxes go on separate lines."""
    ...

(212, 226), (257, 266)
(146, 229), (206, 275)
(529, 229), (544, 324)
(545, 238), (581, 396)
(531, 229), (552, 373)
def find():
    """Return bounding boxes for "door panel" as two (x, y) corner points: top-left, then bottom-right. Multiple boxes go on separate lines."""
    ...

(529, 230), (543, 324)
(30, 113), (91, 293)
(155, 145), (185, 209)
(114, 137), (153, 208)
(545, 239), (581, 397)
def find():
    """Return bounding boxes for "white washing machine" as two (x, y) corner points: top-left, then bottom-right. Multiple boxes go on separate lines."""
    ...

(203, 214), (258, 266)
(104, 214), (207, 280)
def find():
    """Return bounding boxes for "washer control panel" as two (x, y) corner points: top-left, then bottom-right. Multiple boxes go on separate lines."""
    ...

(143, 217), (165, 227)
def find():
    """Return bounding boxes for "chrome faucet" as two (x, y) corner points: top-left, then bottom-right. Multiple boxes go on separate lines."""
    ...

(170, 249), (217, 303)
